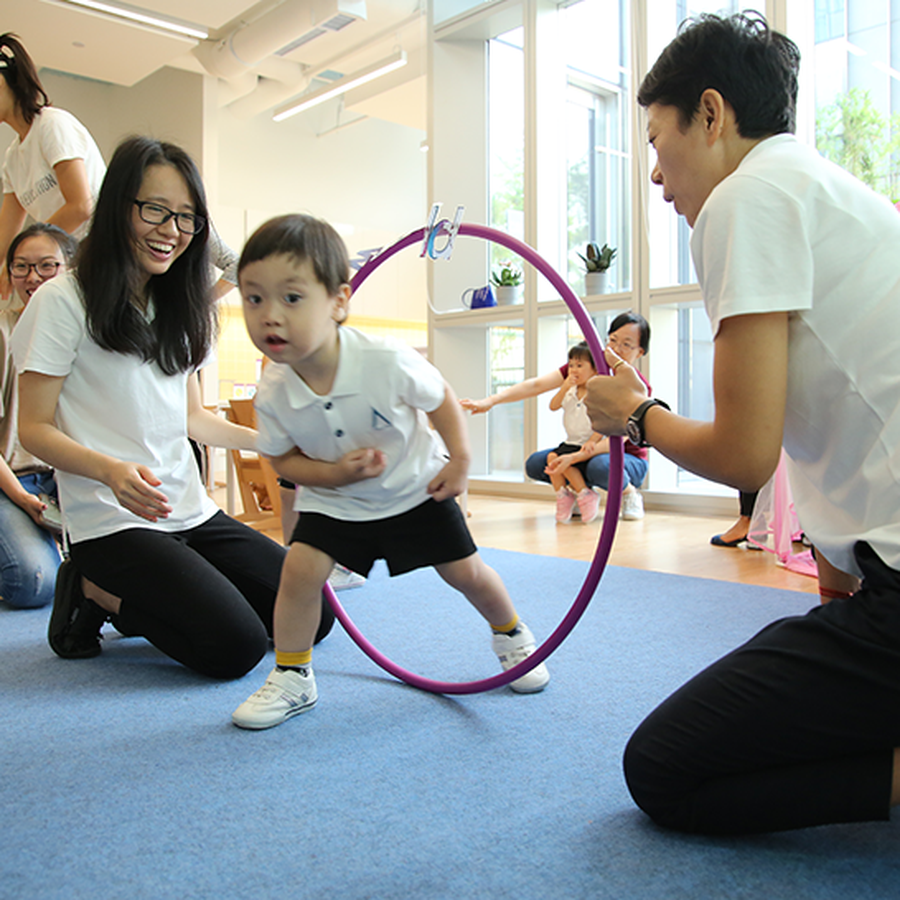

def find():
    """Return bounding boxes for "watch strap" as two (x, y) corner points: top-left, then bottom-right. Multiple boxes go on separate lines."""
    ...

(627, 398), (670, 448)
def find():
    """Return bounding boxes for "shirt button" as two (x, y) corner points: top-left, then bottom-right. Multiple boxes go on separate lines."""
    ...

(335, 429), (344, 437)
(324, 402), (333, 410)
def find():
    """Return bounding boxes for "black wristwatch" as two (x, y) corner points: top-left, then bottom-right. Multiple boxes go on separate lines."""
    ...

(626, 398), (670, 448)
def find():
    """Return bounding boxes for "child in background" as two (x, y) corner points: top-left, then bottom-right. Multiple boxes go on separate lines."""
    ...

(232, 214), (549, 730)
(544, 342), (603, 524)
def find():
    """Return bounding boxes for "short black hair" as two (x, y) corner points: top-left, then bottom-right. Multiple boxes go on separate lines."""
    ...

(608, 311), (650, 355)
(637, 12), (800, 138)
(7, 222), (78, 273)
(568, 341), (596, 368)
(238, 214), (350, 296)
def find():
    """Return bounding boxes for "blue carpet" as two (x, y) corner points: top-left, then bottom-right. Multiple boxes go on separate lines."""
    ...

(2, 548), (899, 900)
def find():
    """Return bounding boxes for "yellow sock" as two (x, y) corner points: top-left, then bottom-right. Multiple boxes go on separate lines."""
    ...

(276, 648), (312, 668)
(491, 614), (519, 634)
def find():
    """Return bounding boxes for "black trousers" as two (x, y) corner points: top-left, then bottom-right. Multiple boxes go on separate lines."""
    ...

(624, 542), (900, 834)
(70, 510), (334, 679)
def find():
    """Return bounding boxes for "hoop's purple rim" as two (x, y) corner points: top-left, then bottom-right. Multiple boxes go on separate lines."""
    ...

(324, 223), (623, 695)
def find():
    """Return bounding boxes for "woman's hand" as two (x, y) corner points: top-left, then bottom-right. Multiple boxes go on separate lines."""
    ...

(105, 460), (172, 522)
(459, 397), (493, 415)
(584, 346), (649, 436)
(545, 454), (573, 477)
(17, 491), (48, 527)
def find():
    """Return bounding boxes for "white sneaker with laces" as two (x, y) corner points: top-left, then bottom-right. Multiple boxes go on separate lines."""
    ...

(328, 564), (366, 591)
(621, 488), (645, 520)
(232, 666), (317, 730)
(492, 623), (550, 693)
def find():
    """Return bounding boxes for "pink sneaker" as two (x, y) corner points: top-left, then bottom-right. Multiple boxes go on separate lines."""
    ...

(555, 488), (576, 523)
(577, 488), (600, 524)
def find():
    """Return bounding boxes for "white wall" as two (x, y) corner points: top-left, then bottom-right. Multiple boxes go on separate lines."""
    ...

(214, 96), (428, 322)
(1, 67), (428, 324)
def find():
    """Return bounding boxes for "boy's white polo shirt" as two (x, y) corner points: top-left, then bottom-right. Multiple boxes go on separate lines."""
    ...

(254, 327), (448, 521)
(11, 274), (218, 543)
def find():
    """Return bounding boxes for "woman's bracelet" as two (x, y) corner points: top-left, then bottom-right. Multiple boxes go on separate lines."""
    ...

(818, 586), (855, 601)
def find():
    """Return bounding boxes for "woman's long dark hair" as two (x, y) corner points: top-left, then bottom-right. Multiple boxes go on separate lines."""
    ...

(0, 34), (50, 125)
(76, 136), (214, 376)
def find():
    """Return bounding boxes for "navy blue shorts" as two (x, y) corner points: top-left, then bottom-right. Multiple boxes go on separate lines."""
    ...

(290, 497), (477, 577)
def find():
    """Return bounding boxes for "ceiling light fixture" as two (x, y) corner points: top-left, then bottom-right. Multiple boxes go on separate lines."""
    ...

(273, 49), (407, 122)
(41, 0), (208, 41)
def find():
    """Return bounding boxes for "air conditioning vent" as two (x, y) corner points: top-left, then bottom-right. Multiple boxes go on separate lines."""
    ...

(276, 29), (327, 55)
(323, 13), (356, 30)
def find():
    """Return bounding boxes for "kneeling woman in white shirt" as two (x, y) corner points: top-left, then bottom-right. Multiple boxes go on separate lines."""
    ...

(14, 135), (332, 676)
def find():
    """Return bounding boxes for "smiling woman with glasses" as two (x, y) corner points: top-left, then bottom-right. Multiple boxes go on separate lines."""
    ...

(0, 222), (77, 611)
(133, 199), (206, 235)
(11, 135), (332, 675)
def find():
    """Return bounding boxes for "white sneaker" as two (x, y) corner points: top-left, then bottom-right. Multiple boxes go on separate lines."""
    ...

(328, 564), (366, 591)
(492, 623), (550, 693)
(232, 666), (317, 730)
(621, 488), (644, 520)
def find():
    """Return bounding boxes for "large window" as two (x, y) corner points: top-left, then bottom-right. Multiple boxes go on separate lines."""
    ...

(487, 326), (526, 477)
(432, 0), (838, 506)
(562, 0), (631, 296)
(813, 0), (900, 202)
(489, 28), (525, 263)
(646, 0), (738, 288)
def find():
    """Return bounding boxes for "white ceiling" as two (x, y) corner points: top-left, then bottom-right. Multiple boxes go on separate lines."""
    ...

(0, 0), (426, 125)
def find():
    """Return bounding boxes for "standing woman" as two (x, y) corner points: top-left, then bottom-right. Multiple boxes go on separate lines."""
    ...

(0, 223), (76, 608)
(0, 33), (105, 297)
(14, 136), (332, 676)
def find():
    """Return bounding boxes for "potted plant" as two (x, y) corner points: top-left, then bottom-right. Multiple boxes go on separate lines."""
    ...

(490, 260), (524, 305)
(578, 241), (616, 294)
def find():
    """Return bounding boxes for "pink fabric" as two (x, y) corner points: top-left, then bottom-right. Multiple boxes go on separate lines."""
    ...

(748, 450), (818, 578)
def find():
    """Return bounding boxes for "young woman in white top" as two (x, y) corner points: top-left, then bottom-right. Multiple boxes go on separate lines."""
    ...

(0, 34), (105, 299)
(0, 223), (76, 608)
(14, 136), (332, 675)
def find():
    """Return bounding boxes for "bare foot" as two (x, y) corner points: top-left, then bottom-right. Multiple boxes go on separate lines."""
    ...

(714, 515), (751, 544)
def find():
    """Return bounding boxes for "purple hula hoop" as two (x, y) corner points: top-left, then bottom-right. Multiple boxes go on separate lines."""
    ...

(324, 223), (624, 695)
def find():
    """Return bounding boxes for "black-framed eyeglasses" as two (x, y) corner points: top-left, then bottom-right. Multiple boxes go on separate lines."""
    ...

(133, 200), (206, 235)
(9, 260), (62, 278)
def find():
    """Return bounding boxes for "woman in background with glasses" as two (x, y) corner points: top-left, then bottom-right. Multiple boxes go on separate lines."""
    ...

(0, 33), (105, 300)
(13, 136), (333, 674)
(0, 222), (76, 608)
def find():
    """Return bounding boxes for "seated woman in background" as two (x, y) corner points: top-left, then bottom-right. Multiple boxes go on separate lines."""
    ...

(0, 223), (76, 608)
(14, 135), (332, 673)
(460, 312), (651, 520)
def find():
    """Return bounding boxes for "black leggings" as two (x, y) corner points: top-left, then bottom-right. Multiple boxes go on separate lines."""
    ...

(624, 542), (900, 834)
(739, 490), (758, 518)
(69, 511), (334, 679)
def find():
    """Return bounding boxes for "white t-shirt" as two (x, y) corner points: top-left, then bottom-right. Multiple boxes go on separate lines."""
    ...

(692, 133), (900, 576)
(254, 327), (448, 521)
(2, 107), (106, 237)
(11, 274), (218, 542)
(561, 386), (594, 445)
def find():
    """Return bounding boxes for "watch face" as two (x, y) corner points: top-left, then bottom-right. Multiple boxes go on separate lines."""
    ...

(626, 421), (642, 445)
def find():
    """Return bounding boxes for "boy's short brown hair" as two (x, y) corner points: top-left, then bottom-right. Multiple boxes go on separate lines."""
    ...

(238, 214), (350, 296)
